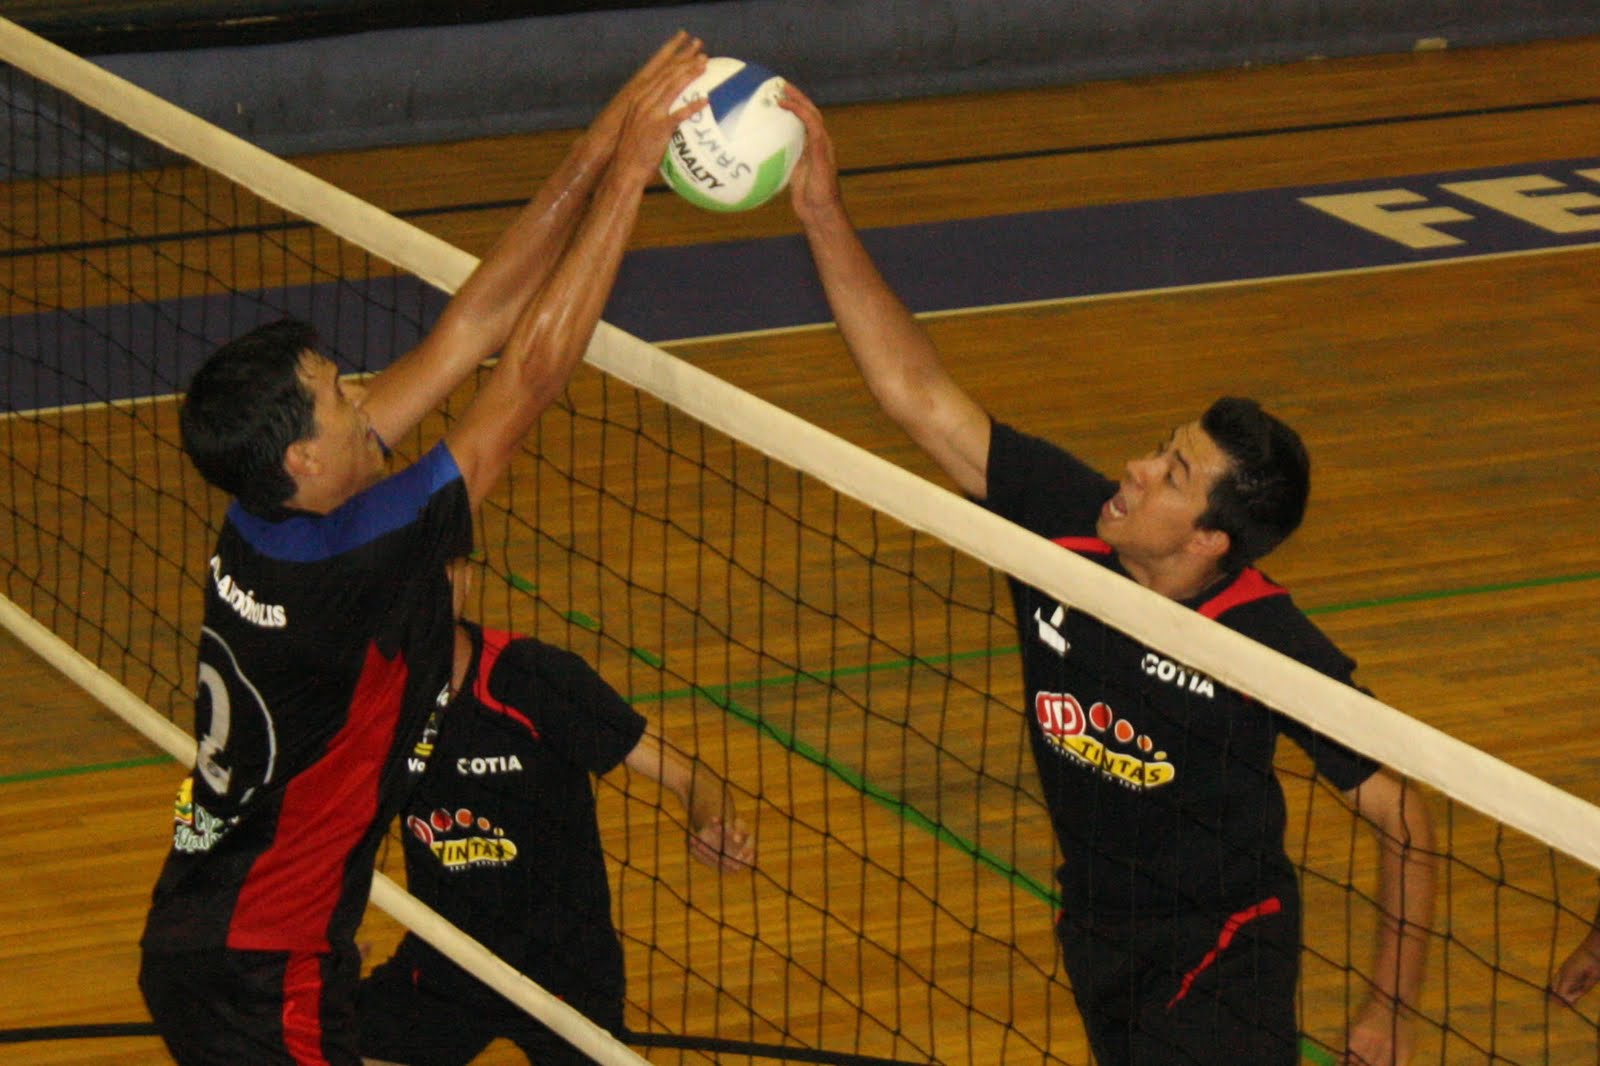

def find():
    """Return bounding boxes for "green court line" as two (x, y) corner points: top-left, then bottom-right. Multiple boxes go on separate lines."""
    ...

(20, 567), (1595, 784)
(626, 648), (1358, 1064)
(565, 610), (601, 631)
(0, 753), (174, 786)
(1304, 568), (1600, 616)
(13, 562), (1504, 1062)
(634, 567), (1600, 708)
(495, 576), (1063, 900)
(633, 645), (1001, 707)
(1300, 1041), (1338, 1066)
(690, 681), (1061, 909)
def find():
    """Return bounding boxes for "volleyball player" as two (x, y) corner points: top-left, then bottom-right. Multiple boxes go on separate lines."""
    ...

(137, 34), (709, 1065)
(357, 558), (754, 1066)
(779, 87), (1435, 1065)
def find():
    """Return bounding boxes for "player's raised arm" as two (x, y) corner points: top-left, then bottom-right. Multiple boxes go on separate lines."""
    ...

(360, 32), (706, 446)
(443, 40), (706, 508)
(624, 728), (755, 872)
(781, 85), (991, 500)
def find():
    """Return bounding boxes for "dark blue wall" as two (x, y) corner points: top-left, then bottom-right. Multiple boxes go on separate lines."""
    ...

(68, 0), (1600, 156)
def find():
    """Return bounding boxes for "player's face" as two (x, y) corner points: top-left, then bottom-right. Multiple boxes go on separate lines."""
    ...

(297, 352), (386, 502)
(1097, 420), (1231, 574)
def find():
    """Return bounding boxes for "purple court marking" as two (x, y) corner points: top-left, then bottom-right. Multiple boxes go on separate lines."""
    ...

(605, 154), (1600, 340)
(4, 277), (446, 411)
(6, 155), (1598, 412)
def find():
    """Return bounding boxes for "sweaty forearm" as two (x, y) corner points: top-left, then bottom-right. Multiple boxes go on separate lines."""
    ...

(360, 137), (611, 443)
(446, 160), (651, 507)
(499, 163), (647, 388)
(437, 134), (611, 352)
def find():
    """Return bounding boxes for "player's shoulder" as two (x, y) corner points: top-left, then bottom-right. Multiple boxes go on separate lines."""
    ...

(222, 441), (465, 564)
(1204, 569), (1352, 676)
(989, 421), (1089, 473)
(986, 421), (1114, 525)
(484, 631), (608, 699)
(492, 631), (585, 672)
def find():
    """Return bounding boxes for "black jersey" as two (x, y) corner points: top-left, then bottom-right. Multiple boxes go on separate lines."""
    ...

(984, 422), (1378, 918)
(143, 441), (472, 953)
(387, 621), (647, 1000)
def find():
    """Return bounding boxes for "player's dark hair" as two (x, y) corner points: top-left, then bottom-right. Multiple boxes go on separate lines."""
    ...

(180, 318), (320, 513)
(1198, 396), (1310, 573)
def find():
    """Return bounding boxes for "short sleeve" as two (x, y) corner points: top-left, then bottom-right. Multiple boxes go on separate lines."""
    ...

(984, 421), (1116, 539)
(488, 639), (647, 774)
(1223, 595), (1381, 792)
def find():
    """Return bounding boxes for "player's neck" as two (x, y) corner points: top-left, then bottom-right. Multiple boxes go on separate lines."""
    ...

(281, 477), (350, 515)
(1124, 554), (1226, 603)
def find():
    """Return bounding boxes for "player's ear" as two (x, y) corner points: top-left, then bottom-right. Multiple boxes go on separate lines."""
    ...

(283, 439), (318, 480)
(1188, 525), (1229, 564)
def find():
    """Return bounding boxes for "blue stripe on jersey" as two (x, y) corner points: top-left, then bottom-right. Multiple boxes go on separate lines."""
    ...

(227, 441), (463, 563)
(707, 61), (773, 127)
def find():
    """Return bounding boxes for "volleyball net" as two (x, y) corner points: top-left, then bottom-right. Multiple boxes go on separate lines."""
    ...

(5, 16), (1600, 1064)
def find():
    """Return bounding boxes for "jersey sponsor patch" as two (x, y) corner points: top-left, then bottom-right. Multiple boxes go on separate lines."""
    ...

(1140, 652), (1216, 698)
(406, 806), (519, 871)
(429, 835), (519, 871)
(455, 754), (524, 776)
(171, 776), (234, 853)
(1033, 691), (1176, 791)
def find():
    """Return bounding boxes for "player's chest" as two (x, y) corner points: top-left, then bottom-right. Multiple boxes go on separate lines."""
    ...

(1022, 601), (1277, 784)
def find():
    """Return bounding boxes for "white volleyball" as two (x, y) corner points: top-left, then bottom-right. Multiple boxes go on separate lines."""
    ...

(660, 57), (806, 213)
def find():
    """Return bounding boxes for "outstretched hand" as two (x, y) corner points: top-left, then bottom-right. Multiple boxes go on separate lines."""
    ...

(778, 83), (843, 222)
(587, 31), (707, 156)
(604, 39), (709, 185)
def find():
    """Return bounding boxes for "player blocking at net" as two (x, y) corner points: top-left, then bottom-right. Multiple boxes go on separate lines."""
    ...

(136, 33), (709, 1066)
(779, 87), (1436, 1066)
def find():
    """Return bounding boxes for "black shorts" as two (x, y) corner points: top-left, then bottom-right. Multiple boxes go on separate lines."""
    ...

(357, 954), (625, 1066)
(1056, 895), (1302, 1066)
(139, 944), (362, 1065)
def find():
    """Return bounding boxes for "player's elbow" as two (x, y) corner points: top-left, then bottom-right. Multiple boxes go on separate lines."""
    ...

(507, 302), (590, 387)
(868, 366), (941, 430)
(1384, 786), (1436, 860)
(1351, 771), (1434, 851)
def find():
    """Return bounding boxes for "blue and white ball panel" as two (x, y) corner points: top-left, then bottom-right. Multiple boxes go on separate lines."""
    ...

(704, 58), (771, 129)
(661, 57), (805, 213)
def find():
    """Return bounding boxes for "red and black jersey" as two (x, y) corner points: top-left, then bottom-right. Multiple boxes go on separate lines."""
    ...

(983, 421), (1378, 918)
(384, 620), (647, 1002)
(143, 441), (472, 953)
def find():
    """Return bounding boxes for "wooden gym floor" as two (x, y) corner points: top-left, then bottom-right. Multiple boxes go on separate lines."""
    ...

(2, 31), (1599, 1065)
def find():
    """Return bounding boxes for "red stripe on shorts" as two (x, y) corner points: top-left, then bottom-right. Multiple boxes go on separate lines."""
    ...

(1166, 896), (1283, 1010)
(281, 951), (330, 1065)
